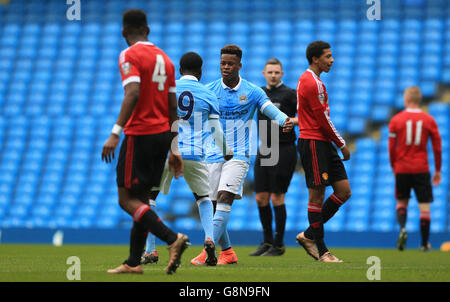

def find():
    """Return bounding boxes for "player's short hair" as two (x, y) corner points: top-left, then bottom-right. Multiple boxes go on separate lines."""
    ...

(265, 58), (283, 69)
(122, 9), (148, 32)
(306, 41), (331, 64)
(221, 44), (242, 61)
(180, 52), (203, 72)
(404, 86), (422, 104)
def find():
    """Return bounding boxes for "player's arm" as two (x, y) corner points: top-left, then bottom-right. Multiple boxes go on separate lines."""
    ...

(167, 66), (183, 178)
(307, 87), (349, 160)
(260, 101), (293, 132)
(429, 118), (442, 186)
(102, 82), (140, 163)
(208, 117), (233, 161)
(388, 120), (397, 171)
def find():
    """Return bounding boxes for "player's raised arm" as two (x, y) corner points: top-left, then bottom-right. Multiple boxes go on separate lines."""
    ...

(101, 82), (140, 163)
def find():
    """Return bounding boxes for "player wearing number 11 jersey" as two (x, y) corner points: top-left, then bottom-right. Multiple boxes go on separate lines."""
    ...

(388, 86), (442, 252)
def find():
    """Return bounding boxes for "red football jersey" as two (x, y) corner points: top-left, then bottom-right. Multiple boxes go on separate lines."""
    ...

(119, 41), (176, 135)
(388, 108), (442, 174)
(296, 69), (345, 148)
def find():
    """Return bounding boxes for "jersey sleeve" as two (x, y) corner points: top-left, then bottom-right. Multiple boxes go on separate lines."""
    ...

(207, 92), (220, 119)
(254, 86), (271, 110)
(306, 81), (346, 148)
(119, 50), (141, 88)
(428, 116), (442, 172)
(388, 118), (398, 169)
(166, 58), (176, 93)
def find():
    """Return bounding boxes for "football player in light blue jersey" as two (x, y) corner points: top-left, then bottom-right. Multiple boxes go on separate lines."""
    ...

(191, 45), (294, 265)
(142, 52), (232, 266)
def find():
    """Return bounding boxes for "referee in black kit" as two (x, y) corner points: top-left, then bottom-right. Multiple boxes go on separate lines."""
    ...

(250, 58), (298, 256)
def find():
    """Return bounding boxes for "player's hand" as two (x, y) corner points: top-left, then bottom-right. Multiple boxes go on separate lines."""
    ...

(282, 117), (294, 133)
(101, 134), (119, 164)
(223, 150), (234, 161)
(340, 145), (350, 161)
(168, 152), (184, 179)
(432, 171), (441, 186)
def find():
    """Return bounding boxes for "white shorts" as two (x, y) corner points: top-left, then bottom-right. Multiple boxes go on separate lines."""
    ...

(153, 159), (210, 197)
(207, 159), (250, 201)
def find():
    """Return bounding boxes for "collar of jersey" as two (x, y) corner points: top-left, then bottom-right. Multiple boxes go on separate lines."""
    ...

(221, 76), (242, 91)
(405, 108), (422, 113)
(135, 41), (154, 46)
(180, 75), (199, 81)
(307, 68), (321, 79)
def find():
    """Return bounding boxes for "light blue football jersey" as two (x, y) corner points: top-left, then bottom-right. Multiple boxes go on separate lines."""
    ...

(205, 77), (270, 163)
(176, 75), (220, 162)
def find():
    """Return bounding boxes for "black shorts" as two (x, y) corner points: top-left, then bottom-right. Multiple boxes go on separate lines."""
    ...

(395, 173), (433, 203)
(116, 131), (171, 191)
(254, 143), (297, 194)
(297, 138), (348, 188)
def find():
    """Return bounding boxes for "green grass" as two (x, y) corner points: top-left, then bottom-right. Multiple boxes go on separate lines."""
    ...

(0, 244), (449, 282)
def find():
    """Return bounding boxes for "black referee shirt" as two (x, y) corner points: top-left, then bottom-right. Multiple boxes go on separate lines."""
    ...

(258, 82), (297, 147)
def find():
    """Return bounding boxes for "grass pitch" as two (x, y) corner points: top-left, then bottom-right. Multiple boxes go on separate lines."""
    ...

(0, 244), (449, 282)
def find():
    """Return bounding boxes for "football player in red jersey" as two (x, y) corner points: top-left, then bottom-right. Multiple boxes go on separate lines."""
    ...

(388, 86), (442, 252)
(295, 41), (351, 263)
(101, 9), (189, 275)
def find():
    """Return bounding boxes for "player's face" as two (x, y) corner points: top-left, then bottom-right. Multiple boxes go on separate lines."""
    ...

(317, 48), (334, 73)
(263, 64), (283, 88)
(220, 54), (241, 80)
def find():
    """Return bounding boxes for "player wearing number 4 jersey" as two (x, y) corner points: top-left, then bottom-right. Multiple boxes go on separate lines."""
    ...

(102, 9), (189, 275)
(388, 86), (442, 252)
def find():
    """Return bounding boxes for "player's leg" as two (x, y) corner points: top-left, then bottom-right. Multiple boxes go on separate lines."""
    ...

(303, 179), (350, 240)
(250, 154), (274, 256)
(250, 192), (273, 256)
(109, 134), (189, 274)
(215, 159), (249, 264)
(414, 173), (434, 251)
(307, 186), (328, 257)
(142, 193), (159, 264)
(191, 162), (222, 265)
(262, 144), (296, 256)
(215, 190), (238, 265)
(260, 193), (286, 256)
(395, 174), (412, 251)
(418, 203), (431, 251)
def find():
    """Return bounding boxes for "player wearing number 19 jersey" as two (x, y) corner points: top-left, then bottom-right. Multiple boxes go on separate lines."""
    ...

(388, 86), (442, 252)
(145, 52), (233, 267)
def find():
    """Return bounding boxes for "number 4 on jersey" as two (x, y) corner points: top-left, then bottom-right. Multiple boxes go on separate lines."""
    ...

(153, 54), (167, 91)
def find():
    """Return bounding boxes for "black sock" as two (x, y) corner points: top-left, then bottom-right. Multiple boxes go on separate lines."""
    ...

(396, 204), (407, 229)
(304, 194), (342, 240)
(307, 203), (328, 256)
(125, 221), (148, 267)
(258, 205), (273, 245)
(135, 204), (178, 245)
(420, 211), (431, 246)
(273, 204), (286, 247)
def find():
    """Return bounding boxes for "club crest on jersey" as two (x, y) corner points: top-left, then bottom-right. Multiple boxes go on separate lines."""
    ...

(238, 94), (248, 104)
(318, 93), (325, 104)
(121, 62), (131, 76)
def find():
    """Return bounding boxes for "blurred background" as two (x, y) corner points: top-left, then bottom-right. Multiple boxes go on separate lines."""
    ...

(0, 0), (448, 248)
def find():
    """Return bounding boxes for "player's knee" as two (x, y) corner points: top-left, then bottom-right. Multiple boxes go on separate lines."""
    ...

(217, 191), (234, 205)
(255, 193), (269, 207)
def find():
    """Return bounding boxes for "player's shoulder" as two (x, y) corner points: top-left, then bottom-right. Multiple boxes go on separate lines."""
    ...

(241, 78), (267, 97)
(206, 79), (222, 90)
(298, 70), (321, 90)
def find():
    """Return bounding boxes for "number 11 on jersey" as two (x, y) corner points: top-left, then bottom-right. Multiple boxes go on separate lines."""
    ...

(405, 120), (423, 146)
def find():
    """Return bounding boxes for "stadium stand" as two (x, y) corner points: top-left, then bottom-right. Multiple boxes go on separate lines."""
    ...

(0, 0), (448, 238)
